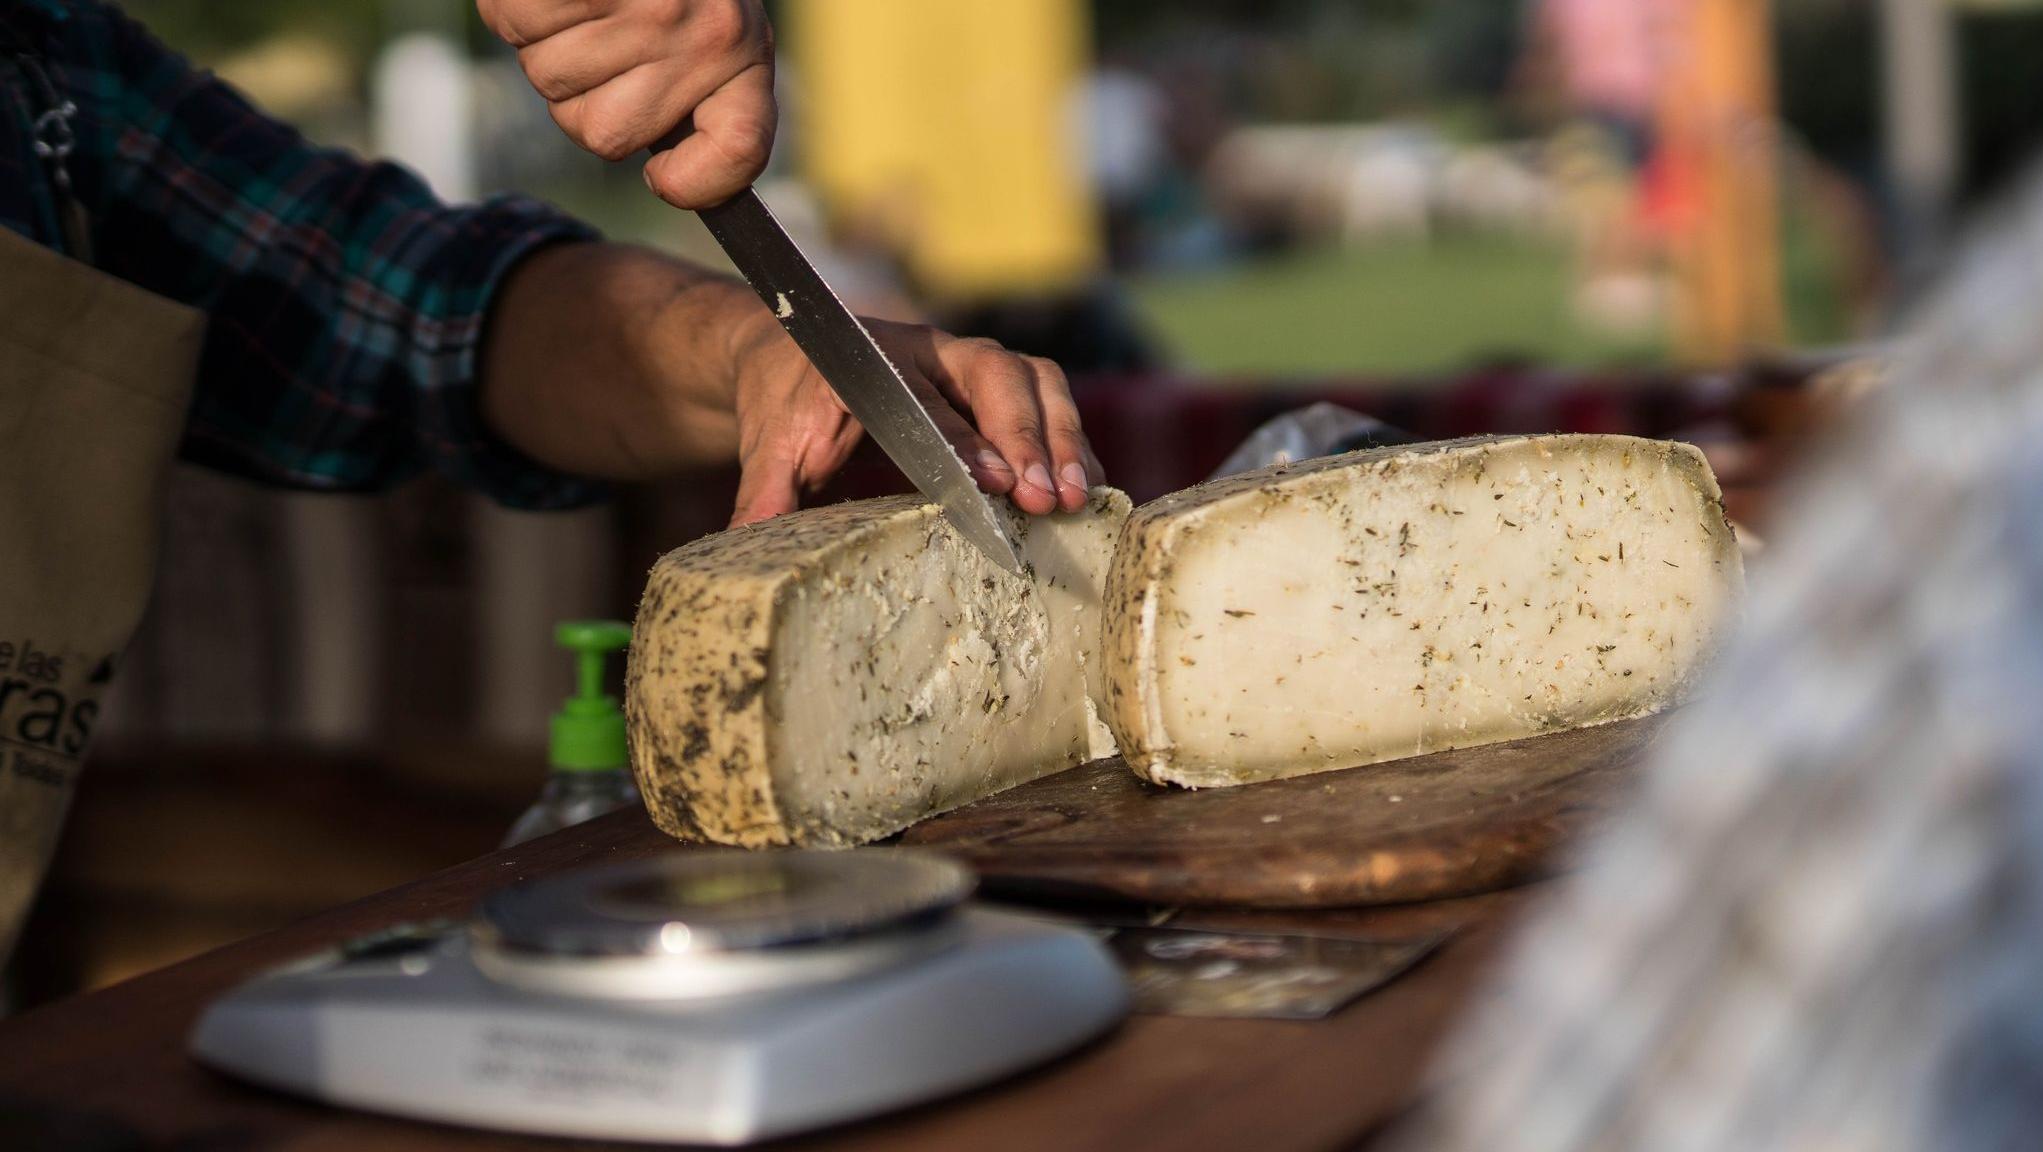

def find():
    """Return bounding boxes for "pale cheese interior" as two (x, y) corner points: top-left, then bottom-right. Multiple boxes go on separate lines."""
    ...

(764, 491), (1126, 843)
(1110, 436), (1743, 787)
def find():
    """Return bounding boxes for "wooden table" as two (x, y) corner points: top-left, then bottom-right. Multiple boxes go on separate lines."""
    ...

(0, 806), (1533, 1152)
(11, 740), (534, 1005)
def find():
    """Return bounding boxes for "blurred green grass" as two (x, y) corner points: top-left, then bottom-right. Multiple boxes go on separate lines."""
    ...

(1125, 225), (1854, 379)
(546, 174), (1857, 384)
(1126, 236), (1660, 379)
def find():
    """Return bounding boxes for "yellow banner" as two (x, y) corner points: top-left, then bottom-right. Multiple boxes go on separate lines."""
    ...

(787, 0), (1101, 302)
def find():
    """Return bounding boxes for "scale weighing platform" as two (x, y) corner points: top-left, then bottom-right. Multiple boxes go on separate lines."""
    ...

(189, 850), (1128, 1145)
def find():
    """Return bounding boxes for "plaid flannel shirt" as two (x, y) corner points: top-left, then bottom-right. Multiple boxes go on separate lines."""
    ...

(0, 0), (603, 509)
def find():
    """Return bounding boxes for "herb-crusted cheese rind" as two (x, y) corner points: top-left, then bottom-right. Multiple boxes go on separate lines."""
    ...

(1102, 435), (1743, 788)
(628, 489), (1131, 847)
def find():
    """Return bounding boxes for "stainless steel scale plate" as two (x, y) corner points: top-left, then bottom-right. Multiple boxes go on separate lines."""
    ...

(190, 850), (1128, 1145)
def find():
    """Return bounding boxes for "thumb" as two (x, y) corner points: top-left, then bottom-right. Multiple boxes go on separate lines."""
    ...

(644, 65), (777, 211)
(729, 450), (804, 529)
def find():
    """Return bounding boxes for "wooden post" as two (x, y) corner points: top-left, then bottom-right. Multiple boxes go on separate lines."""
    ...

(473, 503), (616, 746)
(1660, 0), (1786, 362)
(272, 19), (488, 747)
(371, 7), (623, 749)
(1880, 0), (1962, 275)
(281, 495), (383, 744)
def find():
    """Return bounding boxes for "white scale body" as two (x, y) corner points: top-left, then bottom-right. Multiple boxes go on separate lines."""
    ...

(189, 851), (1128, 1145)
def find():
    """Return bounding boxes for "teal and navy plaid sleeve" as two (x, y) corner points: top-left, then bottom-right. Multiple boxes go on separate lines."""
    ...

(2, 1), (604, 509)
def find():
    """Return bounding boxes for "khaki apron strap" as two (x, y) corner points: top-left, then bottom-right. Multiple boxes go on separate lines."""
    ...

(0, 224), (204, 962)
(0, 226), (198, 405)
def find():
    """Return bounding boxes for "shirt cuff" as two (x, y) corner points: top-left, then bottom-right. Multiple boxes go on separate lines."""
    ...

(420, 196), (608, 512)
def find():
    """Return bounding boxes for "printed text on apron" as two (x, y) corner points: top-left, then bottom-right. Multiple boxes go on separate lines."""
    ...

(0, 224), (203, 959)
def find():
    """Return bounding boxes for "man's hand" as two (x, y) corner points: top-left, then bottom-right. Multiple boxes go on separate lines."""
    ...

(478, 0), (776, 210)
(723, 311), (1102, 527)
(480, 244), (1104, 525)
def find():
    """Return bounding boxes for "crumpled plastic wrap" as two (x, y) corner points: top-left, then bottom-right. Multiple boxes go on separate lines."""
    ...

(1209, 402), (1417, 480)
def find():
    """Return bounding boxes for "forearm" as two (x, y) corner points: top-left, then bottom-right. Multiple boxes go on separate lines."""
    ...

(481, 241), (770, 480)
(480, 234), (1100, 526)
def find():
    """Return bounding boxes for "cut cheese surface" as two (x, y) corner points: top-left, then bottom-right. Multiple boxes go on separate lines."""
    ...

(628, 489), (1130, 847)
(1102, 435), (1743, 788)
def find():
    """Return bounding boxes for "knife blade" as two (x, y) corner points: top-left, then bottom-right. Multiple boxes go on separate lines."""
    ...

(648, 135), (1023, 572)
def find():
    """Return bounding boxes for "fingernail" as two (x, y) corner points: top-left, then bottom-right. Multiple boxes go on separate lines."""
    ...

(1059, 463), (1089, 492)
(977, 450), (1013, 477)
(1024, 463), (1054, 493)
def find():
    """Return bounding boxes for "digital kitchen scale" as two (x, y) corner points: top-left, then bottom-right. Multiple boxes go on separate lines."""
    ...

(189, 850), (1128, 1145)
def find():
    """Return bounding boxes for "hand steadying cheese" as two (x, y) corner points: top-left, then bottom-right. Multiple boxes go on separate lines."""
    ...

(1103, 435), (1743, 788)
(629, 489), (1130, 847)
(479, 7), (1102, 526)
(482, 243), (1102, 526)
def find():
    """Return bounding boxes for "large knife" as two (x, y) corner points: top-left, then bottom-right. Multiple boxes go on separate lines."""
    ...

(651, 134), (1023, 573)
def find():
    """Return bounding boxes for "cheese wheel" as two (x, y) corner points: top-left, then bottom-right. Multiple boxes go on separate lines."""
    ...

(628, 489), (1131, 847)
(1102, 435), (1743, 788)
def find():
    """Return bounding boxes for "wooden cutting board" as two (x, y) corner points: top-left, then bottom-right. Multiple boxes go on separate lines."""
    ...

(901, 717), (1664, 908)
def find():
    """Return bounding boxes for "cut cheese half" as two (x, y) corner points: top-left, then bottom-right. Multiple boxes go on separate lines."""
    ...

(1102, 435), (1743, 788)
(628, 489), (1131, 847)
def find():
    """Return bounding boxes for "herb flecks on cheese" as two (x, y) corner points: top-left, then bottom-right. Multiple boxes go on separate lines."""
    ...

(1101, 435), (1743, 788)
(628, 489), (1130, 846)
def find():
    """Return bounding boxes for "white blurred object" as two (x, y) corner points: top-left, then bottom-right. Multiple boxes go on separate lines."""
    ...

(1880, 0), (1961, 271)
(1074, 69), (1168, 206)
(371, 33), (475, 202)
(1573, 271), (1665, 336)
(1397, 164), (2043, 1152)
(1207, 125), (1563, 248)
(1437, 145), (1562, 237)
(1327, 138), (1437, 244)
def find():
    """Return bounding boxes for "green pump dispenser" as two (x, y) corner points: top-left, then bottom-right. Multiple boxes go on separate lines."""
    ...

(550, 621), (631, 771)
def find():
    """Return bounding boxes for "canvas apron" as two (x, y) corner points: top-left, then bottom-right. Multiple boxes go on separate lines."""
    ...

(0, 224), (204, 960)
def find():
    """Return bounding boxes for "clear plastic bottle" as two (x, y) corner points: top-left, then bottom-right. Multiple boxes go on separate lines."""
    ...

(504, 621), (639, 848)
(504, 765), (640, 847)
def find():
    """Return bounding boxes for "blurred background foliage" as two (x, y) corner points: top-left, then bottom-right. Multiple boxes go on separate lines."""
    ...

(125, 0), (2043, 208)
(115, 0), (2043, 377)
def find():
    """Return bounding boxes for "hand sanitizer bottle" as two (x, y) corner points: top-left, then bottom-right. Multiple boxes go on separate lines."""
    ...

(503, 621), (639, 848)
